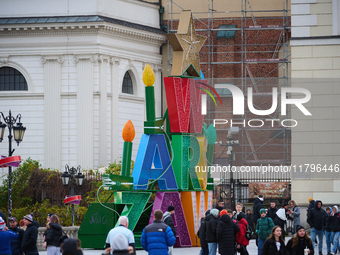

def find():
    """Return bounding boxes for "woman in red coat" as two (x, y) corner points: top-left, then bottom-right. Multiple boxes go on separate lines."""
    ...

(236, 213), (249, 255)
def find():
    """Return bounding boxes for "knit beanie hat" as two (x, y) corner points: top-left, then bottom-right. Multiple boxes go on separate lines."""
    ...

(210, 209), (219, 218)
(308, 197), (313, 203)
(111, 234), (129, 251)
(168, 206), (175, 212)
(0, 217), (5, 230)
(220, 209), (228, 217)
(260, 208), (266, 214)
(296, 225), (305, 232)
(24, 214), (33, 222)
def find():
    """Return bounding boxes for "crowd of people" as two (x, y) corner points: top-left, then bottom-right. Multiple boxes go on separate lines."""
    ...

(1, 195), (340, 255)
(0, 212), (82, 255)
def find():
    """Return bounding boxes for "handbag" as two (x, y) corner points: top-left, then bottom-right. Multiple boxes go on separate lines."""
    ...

(58, 230), (68, 245)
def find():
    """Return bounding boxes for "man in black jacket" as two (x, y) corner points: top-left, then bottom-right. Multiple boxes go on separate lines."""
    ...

(253, 195), (264, 228)
(163, 206), (176, 255)
(206, 208), (219, 255)
(267, 202), (278, 221)
(307, 200), (326, 255)
(21, 214), (39, 255)
(327, 205), (340, 255)
(198, 210), (210, 255)
(9, 217), (24, 255)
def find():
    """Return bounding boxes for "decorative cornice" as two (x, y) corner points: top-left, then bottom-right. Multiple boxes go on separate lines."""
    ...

(112, 57), (121, 65)
(41, 55), (64, 64)
(73, 54), (99, 63)
(0, 24), (166, 44)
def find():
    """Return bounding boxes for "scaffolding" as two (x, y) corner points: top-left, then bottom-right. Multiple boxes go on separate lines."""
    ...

(165, 0), (291, 170)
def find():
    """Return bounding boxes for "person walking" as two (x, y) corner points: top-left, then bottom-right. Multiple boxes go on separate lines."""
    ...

(256, 209), (275, 255)
(260, 226), (286, 255)
(105, 216), (135, 254)
(163, 206), (176, 255)
(236, 213), (249, 255)
(267, 202), (278, 222)
(198, 210), (210, 255)
(286, 225), (314, 255)
(206, 209), (219, 255)
(324, 207), (333, 255)
(21, 214), (39, 255)
(287, 200), (301, 235)
(0, 217), (18, 255)
(307, 200), (326, 255)
(43, 215), (63, 255)
(274, 203), (289, 241)
(253, 195), (264, 228)
(327, 206), (340, 255)
(141, 210), (176, 255)
(245, 209), (255, 235)
(216, 209), (240, 255)
(8, 217), (24, 255)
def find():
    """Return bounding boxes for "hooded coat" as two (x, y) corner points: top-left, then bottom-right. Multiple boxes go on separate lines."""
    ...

(253, 197), (264, 225)
(307, 200), (326, 231)
(198, 217), (208, 248)
(21, 220), (40, 255)
(327, 205), (340, 232)
(205, 214), (218, 243)
(163, 211), (177, 237)
(307, 200), (315, 214)
(216, 214), (240, 255)
(45, 223), (63, 247)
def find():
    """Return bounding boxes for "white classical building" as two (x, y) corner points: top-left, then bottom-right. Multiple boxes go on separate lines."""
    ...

(0, 0), (165, 172)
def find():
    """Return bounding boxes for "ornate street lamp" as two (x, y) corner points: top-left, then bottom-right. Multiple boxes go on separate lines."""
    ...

(0, 110), (26, 219)
(61, 164), (84, 226)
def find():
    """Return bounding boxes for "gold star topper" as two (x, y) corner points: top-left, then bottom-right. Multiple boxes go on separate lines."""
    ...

(167, 10), (207, 77)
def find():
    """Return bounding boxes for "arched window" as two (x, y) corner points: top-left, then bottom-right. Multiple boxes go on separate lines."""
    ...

(122, 71), (134, 95)
(0, 67), (28, 91)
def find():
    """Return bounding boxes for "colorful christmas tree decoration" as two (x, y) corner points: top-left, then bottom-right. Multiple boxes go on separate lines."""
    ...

(166, 10), (206, 77)
(121, 120), (135, 177)
(132, 134), (178, 190)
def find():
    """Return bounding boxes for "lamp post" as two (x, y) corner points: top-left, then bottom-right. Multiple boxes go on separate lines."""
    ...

(61, 164), (84, 226)
(0, 110), (26, 219)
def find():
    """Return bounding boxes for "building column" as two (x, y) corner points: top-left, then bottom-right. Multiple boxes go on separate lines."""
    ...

(74, 55), (95, 169)
(111, 57), (121, 161)
(98, 55), (109, 166)
(42, 55), (63, 170)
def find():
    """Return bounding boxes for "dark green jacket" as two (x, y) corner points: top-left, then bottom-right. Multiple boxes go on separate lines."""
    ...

(256, 216), (274, 240)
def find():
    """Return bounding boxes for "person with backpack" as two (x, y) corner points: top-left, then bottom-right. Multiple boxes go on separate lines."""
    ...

(327, 205), (340, 255)
(256, 209), (275, 255)
(198, 210), (210, 255)
(236, 213), (249, 255)
(245, 209), (255, 235)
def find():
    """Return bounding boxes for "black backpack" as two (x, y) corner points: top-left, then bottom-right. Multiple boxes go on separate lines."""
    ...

(245, 224), (254, 240)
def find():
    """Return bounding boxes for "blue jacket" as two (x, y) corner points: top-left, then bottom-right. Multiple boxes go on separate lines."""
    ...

(9, 226), (24, 255)
(141, 220), (176, 255)
(0, 230), (18, 255)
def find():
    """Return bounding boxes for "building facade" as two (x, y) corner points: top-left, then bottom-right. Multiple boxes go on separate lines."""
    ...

(291, 0), (340, 204)
(0, 0), (165, 172)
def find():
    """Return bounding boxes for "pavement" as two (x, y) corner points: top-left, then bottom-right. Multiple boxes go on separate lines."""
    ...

(38, 237), (331, 255)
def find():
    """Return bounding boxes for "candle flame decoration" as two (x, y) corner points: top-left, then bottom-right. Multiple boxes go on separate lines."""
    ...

(143, 64), (155, 87)
(122, 120), (135, 142)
